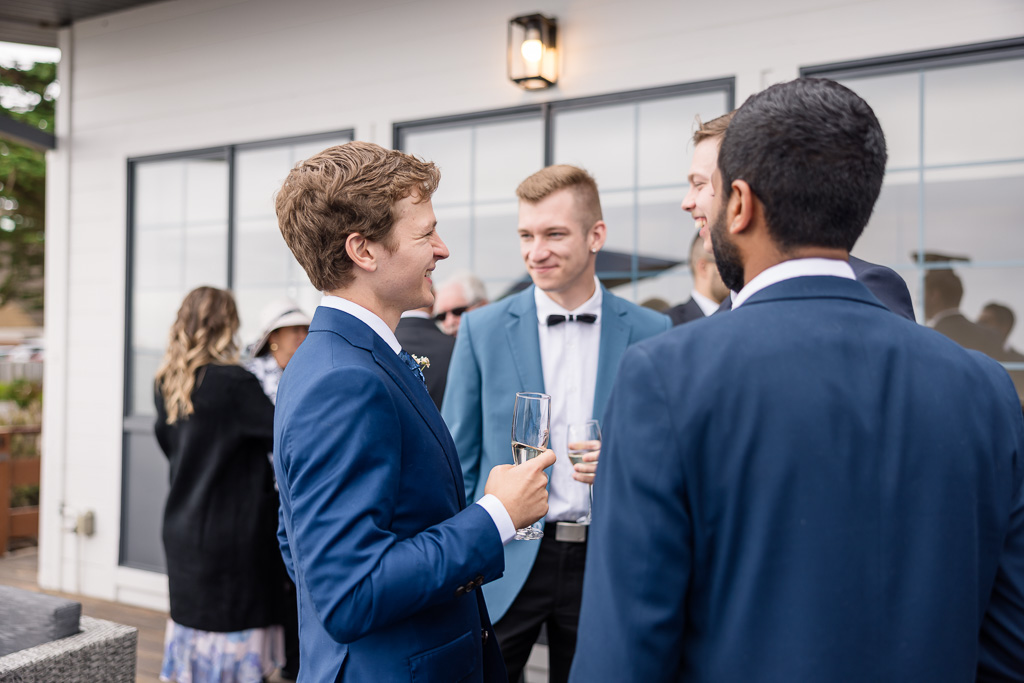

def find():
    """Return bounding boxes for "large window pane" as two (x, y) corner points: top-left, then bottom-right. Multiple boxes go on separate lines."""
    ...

(923, 163), (1024, 263)
(837, 72), (920, 170)
(554, 104), (636, 190)
(554, 91), (728, 304)
(405, 127), (473, 207)
(129, 156), (228, 417)
(403, 115), (544, 288)
(924, 59), (1024, 166)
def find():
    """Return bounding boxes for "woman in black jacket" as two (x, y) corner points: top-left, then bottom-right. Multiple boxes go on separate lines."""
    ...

(154, 286), (284, 683)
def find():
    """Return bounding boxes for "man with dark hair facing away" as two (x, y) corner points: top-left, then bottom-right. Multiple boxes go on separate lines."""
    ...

(571, 78), (1024, 682)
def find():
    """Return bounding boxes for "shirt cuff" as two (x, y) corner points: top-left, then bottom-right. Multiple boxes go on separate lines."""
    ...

(476, 494), (516, 545)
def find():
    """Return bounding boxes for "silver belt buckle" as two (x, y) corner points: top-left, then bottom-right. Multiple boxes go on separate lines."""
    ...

(554, 521), (587, 543)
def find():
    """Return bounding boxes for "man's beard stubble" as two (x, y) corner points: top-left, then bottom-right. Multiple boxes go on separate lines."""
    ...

(709, 204), (745, 293)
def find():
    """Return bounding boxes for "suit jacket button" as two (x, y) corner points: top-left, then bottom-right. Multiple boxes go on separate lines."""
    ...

(481, 629), (489, 645)
(474, 575), (484, 587)
(455, 585), (466, 597)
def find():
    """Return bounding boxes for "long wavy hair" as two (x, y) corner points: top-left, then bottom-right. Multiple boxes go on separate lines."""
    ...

(155, 286), (240, 424)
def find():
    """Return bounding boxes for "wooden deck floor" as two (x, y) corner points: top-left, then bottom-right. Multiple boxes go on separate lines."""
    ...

(0, 545), (295, 683)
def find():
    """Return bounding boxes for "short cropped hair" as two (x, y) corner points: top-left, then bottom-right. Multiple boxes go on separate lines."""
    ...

(275, 141), (440, 291)
(718, 78), (887, 253)
(516, 164), (603, 230)
(925, 270), (964, 309)
(981, 302), (1015, 331)
(693, 111), (735, 146)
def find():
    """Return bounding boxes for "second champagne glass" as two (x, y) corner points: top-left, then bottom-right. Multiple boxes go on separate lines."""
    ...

(567, 419), (601, 525)
(511, 392), (551, 540)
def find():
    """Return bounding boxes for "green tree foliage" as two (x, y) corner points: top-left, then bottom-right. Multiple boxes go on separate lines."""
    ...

(0, 61), (56, 316)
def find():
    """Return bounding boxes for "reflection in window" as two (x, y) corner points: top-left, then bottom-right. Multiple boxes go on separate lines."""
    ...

(814, 44), (1024, 400)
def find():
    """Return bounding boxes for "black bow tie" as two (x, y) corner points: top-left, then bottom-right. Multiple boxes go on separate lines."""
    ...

(546, 313), (598, 326)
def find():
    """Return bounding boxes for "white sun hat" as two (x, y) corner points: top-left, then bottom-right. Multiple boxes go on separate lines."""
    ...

(252, 297), (312, 357)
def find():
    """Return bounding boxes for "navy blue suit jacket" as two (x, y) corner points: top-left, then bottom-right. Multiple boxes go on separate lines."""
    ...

(275, 306), (506, 682)
(571, 276), (1024, 682)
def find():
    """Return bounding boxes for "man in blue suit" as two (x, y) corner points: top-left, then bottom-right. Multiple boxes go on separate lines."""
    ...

(443, 165), (670, 682)
(272, 142), (556, 682)
(571, 78), (1024, 682)
(682, 110), (916, 321)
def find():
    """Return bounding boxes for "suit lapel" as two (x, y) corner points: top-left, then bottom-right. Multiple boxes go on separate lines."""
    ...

(593, 289), (630, 419)
(504, 288), (546, 393)
(373, 340), (467, 508)
(315, 307), (467, 508)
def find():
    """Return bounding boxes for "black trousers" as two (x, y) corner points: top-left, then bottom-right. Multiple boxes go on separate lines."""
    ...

(493, 531), (587, 683)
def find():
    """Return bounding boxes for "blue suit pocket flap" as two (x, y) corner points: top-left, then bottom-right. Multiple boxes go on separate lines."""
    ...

(409, 629), (479, 682)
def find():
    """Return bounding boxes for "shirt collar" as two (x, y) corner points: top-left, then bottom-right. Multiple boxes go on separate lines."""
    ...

(534, 276), (603, 323)
(690, 290), (720, 317)
(319, 295), (402, 354)
(732, 258), (856, 310)
(400, 310), (431, 320)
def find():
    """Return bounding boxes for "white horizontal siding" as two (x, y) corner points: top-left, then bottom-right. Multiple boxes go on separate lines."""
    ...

(41, 0), (1024, 606)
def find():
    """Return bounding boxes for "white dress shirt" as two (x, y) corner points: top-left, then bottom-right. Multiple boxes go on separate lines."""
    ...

(535, 279), (602, 523)
(731, 258), (856, 310)
(319, 295), (515, 543)
(691, 290), (720, 317)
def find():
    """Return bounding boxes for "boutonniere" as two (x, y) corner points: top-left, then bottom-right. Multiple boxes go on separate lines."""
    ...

(412, 354), (430, 372)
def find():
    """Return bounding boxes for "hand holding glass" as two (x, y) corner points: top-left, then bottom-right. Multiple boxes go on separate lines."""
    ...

(567, 419), (601, 525)
(511, 392), (551, 540)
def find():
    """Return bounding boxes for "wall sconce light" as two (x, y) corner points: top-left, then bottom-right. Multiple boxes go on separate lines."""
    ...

(508, 14), (558, 90)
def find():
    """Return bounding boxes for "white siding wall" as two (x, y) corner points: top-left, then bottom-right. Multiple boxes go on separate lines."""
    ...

(41, 0), (1024, 606)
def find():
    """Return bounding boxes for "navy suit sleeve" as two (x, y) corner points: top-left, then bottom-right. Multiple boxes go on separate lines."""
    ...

(279, 364), (503, 644)
(978, 381), (1024, 681)
(571, 343), (691, 682)
(441, 314), (486, 506)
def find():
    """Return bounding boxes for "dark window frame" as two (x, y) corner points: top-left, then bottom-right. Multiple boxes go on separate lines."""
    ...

(120, 128), (352, 570)
(393, 78), (735, 167)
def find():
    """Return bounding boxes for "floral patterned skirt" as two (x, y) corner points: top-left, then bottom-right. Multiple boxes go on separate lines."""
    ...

(159, 619), (284, 683)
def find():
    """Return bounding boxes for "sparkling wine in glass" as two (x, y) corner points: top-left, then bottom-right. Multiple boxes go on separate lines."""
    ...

(567, 419), (601, 525)
(511, 392), (550, 540)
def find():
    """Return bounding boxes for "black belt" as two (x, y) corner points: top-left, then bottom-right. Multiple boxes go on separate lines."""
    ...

(551, 521), (587, 543)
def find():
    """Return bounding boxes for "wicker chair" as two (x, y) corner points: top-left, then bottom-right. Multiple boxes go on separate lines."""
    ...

(0, 586), (137, 683)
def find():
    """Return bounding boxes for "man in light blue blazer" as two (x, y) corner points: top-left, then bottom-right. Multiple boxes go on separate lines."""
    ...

(570, 78), (1024, 682)
(273, 142), (556, 682)
(442, 165), (670, 683)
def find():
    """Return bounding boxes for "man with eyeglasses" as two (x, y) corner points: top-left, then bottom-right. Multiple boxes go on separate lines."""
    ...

(433, 270), (489, 336)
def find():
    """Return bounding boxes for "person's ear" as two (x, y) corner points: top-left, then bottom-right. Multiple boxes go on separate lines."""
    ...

(346, 233), (376, 273)
(726, 179), (757, 236)
(587, 220), (607, 253)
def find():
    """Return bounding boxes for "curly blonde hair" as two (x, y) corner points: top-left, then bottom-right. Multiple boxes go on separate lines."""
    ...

(155, 286), (240, 424)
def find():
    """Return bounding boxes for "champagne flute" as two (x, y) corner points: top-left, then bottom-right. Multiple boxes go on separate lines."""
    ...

(567, 419), (601, 525)
(511, 392), (550, 540)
